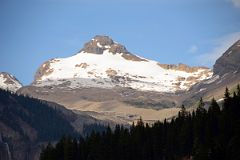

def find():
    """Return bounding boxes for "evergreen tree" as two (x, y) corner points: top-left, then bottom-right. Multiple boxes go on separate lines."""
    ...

(236, 84), (240, 97)
(223, 87), (231, 110)
(179, 104), (188, 118)
(40, 143), (56, 160)
(208, 98), (220, 114)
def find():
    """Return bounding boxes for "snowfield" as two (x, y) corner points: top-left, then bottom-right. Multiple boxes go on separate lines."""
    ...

(34, 37), (212, 93)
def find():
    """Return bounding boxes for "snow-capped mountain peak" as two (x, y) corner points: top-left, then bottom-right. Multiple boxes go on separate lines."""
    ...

(33, 35), (212, 93)
(0, 72), (22, 92)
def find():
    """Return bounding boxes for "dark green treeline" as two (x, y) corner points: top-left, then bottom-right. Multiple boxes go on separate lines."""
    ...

(40, 86), (240, 160)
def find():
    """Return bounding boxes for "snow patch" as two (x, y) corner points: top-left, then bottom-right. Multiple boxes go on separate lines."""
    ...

(227, 50), (232, 55)
(199, 88), (207, 92)
(217, 98), (224, 103)
(203, 75), (219, 84)
(35, 50), (212, 93)
(97, 42), (103, 48)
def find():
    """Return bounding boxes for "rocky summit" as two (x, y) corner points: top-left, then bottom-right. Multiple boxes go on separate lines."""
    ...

(81, 35), (128, 55)
(80, 35), (146, 62)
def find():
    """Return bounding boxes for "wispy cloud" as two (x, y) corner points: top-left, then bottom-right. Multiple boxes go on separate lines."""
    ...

(188, 45), (198, 54)
(229, 0), (240, 8)
(196, 32), (240, 67)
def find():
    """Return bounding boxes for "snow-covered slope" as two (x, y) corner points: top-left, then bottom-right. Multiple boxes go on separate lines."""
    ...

(0, 72), (22, 92)
(33, 35), (212, 93)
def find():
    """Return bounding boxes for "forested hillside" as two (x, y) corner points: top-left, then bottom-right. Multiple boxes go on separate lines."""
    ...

(40, 86), (240, 160)
(0, 89), (78, 160)
(0, 89), (77, 141)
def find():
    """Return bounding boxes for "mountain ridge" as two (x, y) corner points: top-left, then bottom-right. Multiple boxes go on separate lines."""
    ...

(32, 35), (212, 93)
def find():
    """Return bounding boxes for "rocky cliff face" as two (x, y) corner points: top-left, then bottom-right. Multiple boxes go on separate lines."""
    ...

(213, 40), (240, 76)
(0, 72), (22, 92)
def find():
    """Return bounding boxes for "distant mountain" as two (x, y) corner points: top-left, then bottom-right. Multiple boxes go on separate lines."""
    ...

(33, 35), (212, 93)
(19, 36), (240, 124)
(182, 40), (240, 106)
(0, 89), (110, 160)
(0, 72), (22, 92)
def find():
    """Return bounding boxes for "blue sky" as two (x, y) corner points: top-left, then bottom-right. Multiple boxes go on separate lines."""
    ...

(0, 0), (240, 85)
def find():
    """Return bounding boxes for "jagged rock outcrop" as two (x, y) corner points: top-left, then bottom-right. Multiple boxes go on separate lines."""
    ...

(80, 35), (127, 55)
(80, 35), (146, 61)
(158, 63), (208, 73)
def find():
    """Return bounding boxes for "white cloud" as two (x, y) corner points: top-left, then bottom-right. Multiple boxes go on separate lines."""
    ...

(196, 32), (240, 67)
(188, 45), (198, 54)
(230, 0), (240, 8)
